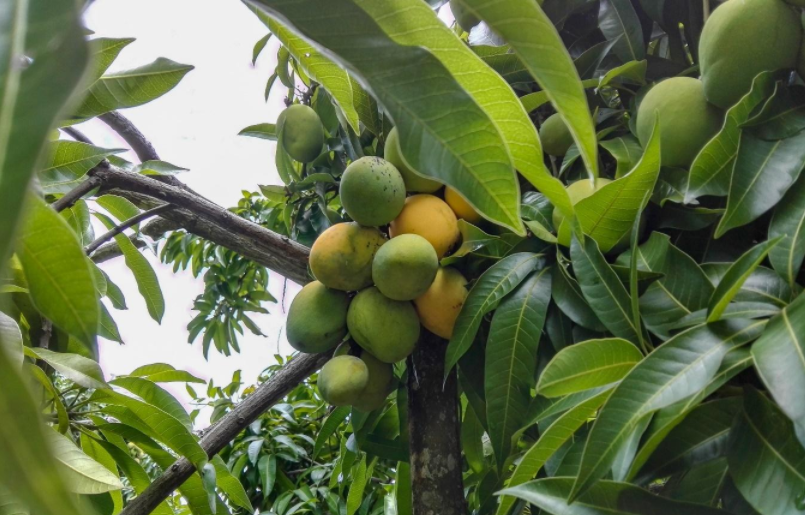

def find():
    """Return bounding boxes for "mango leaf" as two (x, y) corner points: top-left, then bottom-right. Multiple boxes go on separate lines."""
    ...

(24, 347), (107, 390)
(485, 267), (551, 468)
(552, 254), (606, 332)
(75, 58), (194, 119)
(570, 233), (640, 343)
(600, 136), (643, 179)
(445, 253), (543, 376)
(501, 478), (725, 515)
(440, 220), (499, 265)
(519, 79), (600, 114)
(110, 376), (192, 430)
(86, 37), (135, 83)
(238, 123), (277, 140)
(769, 174), (805, 285)
(27, 364), (69, 434)
(727, 388), (805, 515)
(99, 303), (123, 343)
(570, 319), (765, 501)
(39, 141), (124, 194)
(246, 0), (523, 232)
(684, 71), (776, 202)
(18, 196), (99, 347)
(96, 195), (140, 228)
(127, 363), (205, 384)
(703, 263), (796, 308)
(752, 292), (805, 447)
(537, 338), (643, 398)
(461, 406), (486, 474)
(716, 130), (805, 236)
(313, 406), (350, 458)
(211, 455), (253, 512)
(572, 118), (660, 252)
(350, 76), (381, 135)
(0, 0), (89, 268)
(258, 455), (277, 498)
(597, 59), (647, 88)
(598, 0), (645, 62)
(706, 237), (782, 322)
(346, 456), (368, 515)
(495, 390), (611, 515)
(457, 0), (599, 179)
(79, 434), (123, 512)
(44, 429), (123, 494)
(743, 83), (805, 141)
(0, 312), (23, 368)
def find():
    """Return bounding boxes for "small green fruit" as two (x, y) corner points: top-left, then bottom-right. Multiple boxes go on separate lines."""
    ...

(353, 351), (394, 412)
(539, 114), (575, 157)
(340, 157), (406, 227)
(279, 104), (325, 162)
(384, 127), (442, 193)
(373, 234), (439, 301)
(286, 281), (350, 354)
(347, 287), (420, 363)
(318, 356), (369, 406)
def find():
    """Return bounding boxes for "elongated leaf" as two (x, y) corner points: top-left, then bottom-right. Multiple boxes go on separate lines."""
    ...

(462, 405), (486, 474)
(0, 312), (23, 368)
(79, 434), (123, 512)
(707, 237), (782, 322)
(716, 130), (805, 236)
(0, 0), (89, 268)
(27, 364), (68, 433)
(744, 83), (805, 141)
(86, 37), (136, 83)
(703, 263), (795, 308)
(313, 405), (350, 458)
(211, 455), (253, 512)
(537, 338), (643, 398)
(39, 141), (123, 194)
(445, 253), (543, 376)
(25, 347), (107, 390)
(18, 196), (99, 347)
(246, 0), (523, 232)
(258, 455), (277, 497)
(571, 320), (765, 501)
(44, 429), (122, 494)
(347, 457), (367, 515)
(572, 118), (660, 251)
(727, 388), (805, 515)
(552, 255), (606, 332)
(75, 58), (194, 119)
(752, 292), (805, 447)
(486, 267), (551, 468)
(128, 363), (204, 383)
(598, 0), (645, 62)
(496, 390), (611, 515)
(96, 195), (140, 228)
(501, 478), (725, 515)
(570, 233), (640, 343)
(769, 173), (805, 286)
(600, 136), (643, 179)
(350, 76), (380, 135)
(111, 376), (192, 430)
(457, 0), (598, 179)
(238, 123), (276, 140)
(685, 71), (776, 201)
(666, 457), (729, 507)
(396, 461), (412, 515)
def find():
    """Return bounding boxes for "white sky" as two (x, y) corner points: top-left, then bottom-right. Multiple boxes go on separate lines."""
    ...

(79, 0), (302, 426)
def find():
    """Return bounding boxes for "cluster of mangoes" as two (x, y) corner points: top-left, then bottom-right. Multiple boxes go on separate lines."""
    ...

(283, 118), (477, 410)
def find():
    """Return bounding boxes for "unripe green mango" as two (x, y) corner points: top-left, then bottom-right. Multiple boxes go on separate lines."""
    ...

(279, 104), (325, 162)
(340, 157), (406, 227)
(636, 77), (723, 168)
(353, 350), (394, 412)
(286, 281), (350, 354)
(384, 127), (442, 193)
(700, 0), (801, 108)
(373, 234), (438, 301)
(318, 355), (369, 406)
(539, 114), (575, 157)
(347, 287), (420, 363)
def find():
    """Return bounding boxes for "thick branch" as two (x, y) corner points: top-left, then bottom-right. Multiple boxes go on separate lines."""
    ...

(100, 111), (160, 162)
(85, 205), (174, 255)
(51, 164), (106, 212)
(118, 351), (331, 515)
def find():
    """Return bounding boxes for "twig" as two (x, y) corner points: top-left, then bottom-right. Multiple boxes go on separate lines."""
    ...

(85, 205), (174, 255)
(61, 126), (93, 144)
(51, 163), (107, 212)
(90, 218), (179, 264)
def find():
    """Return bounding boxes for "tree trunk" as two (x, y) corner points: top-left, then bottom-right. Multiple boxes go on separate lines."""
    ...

(407, 332), (467, 515)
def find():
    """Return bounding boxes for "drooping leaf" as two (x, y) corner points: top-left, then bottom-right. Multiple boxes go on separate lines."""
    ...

(665, 457), (729, 507)
(75, 58), (194, 119)
(211, 455), (253, 512)
(445, 253), (543, 376)
(485, 267), (551, 468)
(727, 388), (805, 515)
(27, 364), (69, 434)
(552, 254), (606, 332)
(18, 196), (99, 347)
(258, 455), (277, 498)
(127, 363), (205, 383)
(462, 405), (486, 474)
(96, 195), (141, 228)
(246, 0), (523, 232)
(716, 130), (805, 236)
(44, 429), (123, 494)
(79, 434), (123, 512)
(743, 83), (805, 141)
(703, 263), (796, 308)
(769, 173), (805, 285)
(571, 320), (765, 501)
(0, 312), (23, 368)
(39, 141), (124, 194)
(456, 0), (599, 179)
(598, 0), (645, 62)
(24, 347), (107, 390)
(110, 376), (192, 430)
(238, 123), (277, 140)
(313, 406), (350, 458)
(537, 338), (643, 398)
(600, 136), (643, 179)
(346, 456), (368, 515)
(597, 60), (647, 89)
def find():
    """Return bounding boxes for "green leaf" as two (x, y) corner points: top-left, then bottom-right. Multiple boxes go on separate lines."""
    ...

(571, 320), (765, 501)
(0, 312), (23, 368)
(111, 376), (192, 430)
(598, 0), (645, 62)
(727, 388), (805, 515)
(313, 405), (350, 458)
(684, 71), (776, 201)
(500, 478), (726, 515)
(99, 303), (123, 343)
(238, 123), (277, 140)
(128, 363), (204, 383)
(258, 455), (277, 497)
(27, 364), (69, 434)
(96, 195), (140, 227)
(75, 58), (194, 119)
(0, 0), (90, 268)
(346, 456), (367, 515)
(457, 0), (598, 179)
(44, 429), (123, 494)
(211, 455), (253, 512)
(597, 59), (647, 88)
(716, 130), (805, 236)
(24, 347), (107, 390)
(665, 457), (729, 507)
(743, 83), (805, 141)
(552, 254), (606, 332)
(96, 212), (165, 322)
(445, 253), (543, 376)
(485, 267), (551, 468)
(495, 389), (611, 515)
(703, 263), (796, 308)
(134, 160), (188, 176)
(570, 233), (640, 343)
(395, 461), (412, 515)
(350, 76), (381, 135)
(252, 33), (271, 65)
(79, 434), (123, 512)
(706, 237), (782, 322)
(571, 118), (660, 252)
(600, 136), (643, 179)
(537, 338), (643, 398)
(461, 405), (486, 474)
(246, 0), (523, 232)
(39, 141), (124, 194)
(18, 196), (99, 347)
(752, 292), (805, 447)
(769, 174), (805, 285)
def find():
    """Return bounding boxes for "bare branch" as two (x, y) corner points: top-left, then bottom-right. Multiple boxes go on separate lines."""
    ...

(61, 126), (93, 144)
(90, 217), (179, 264)
(100, 111), (160, 162)
(86, 205), (174, 255)
(118, 351), (331, 515)
(51, 163), (107, 212)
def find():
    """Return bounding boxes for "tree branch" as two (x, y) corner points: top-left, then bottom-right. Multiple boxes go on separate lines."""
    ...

(51, 163), (106, 212)
(85, 205), (174, 255)
(61, 126), (92, 144)
(100, 111), (160, 162)
(90, 218), (179, 264)
(118, 351), (331, 515)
